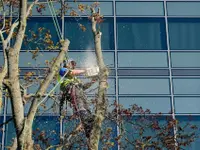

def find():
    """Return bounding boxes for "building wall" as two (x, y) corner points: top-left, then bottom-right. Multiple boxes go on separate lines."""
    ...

(1, 0), (200, 149)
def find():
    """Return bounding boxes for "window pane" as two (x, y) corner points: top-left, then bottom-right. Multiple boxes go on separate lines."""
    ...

(5, 117), (16, 147)
(171, 52), (200, 68)
(0, 52), (3, 67)
(176, 116), (200, 149)
(83, 78), (115, 95)
(26, 78), (115, 95)
(118, 52), (168, 68)
(168, 18), (200, 50)
(173, 78), (200, 95)
(68, 51), (115, 68)
(31, 2), (60, 16)
(99, 120), (118, 149)
(19, 52), (58, 68)
(32, 116), (60, 148)
(172, 69), (200, 76)
(121, 116), (170, 150)
(118, 69), (169, 76)
(0, 116), (3, 149)
(6, 97), (59, 115)
(65, 17), (114, 50)
(5, 116), (60, 148)
(116, 2), (164, 16)
(119, 97), (171, 113)
(119, 78), (170, 95)
(22, 17), (61, 50)
(175, 97), (200, 113)
(18, 51), (114, 68)
(62, 118), (117, 149)
(117, 18), (167, 50)
(167, 2), (200, 16)
(65, 2), (113, 16)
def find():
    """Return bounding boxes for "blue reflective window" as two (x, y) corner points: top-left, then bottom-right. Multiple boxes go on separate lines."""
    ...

(25, 77), (115, 95)
(0, 116), (3, 149)
(117, 18), (167, 50)
(168, 18), (200, 50)
(7, 98), (58, 115)
(175, 97), (200, 114)
(18, 51), (114, 68)
(19, 51), (58, 67)
(5, 116), (60, 148)
(31, 2), (61, 16)
(171, 52), (200, 68)
(0, 52), (3, 67)
(99, 119), (117, 150)
(167, 2), (200, 16)
(176, 116), (200, 149)
(5, 117), (15, 147)
(21, 17), (61, 50)
(64, 17), (114, 50)
(119, 97), (171, 113)
(121, 116), (171, 149)
(119, 78), (170, 95)
(116, 2), (164, 16)
(33, 116), (60, 148)
(68, 51), (115, 68)
(82, 78), (115, 95)
(13, 2), (60, 16)
(118, 52), (168, 68)
(62, 118), (117, 149)
(65, 2), (113, 16)
(173, 78), (200, 95)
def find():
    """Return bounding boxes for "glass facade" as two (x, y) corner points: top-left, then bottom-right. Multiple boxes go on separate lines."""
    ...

(1, 0), (200, 149)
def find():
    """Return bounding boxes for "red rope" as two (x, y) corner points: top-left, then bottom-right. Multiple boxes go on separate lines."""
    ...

(70, 85), (78, 112)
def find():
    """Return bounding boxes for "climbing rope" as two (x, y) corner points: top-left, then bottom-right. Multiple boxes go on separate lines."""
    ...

(37, 70), (68, 108)
(37, 0), (66, 108)
(47, 0), (62, 40)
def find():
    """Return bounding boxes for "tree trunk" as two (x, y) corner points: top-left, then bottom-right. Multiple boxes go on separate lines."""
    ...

(8, 47), (25, 149)
(20, 39), (70, 149)
(89, 8), (109, 150)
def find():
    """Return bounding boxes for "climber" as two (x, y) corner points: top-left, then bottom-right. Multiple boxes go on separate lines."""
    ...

(59, 58), (97, 138)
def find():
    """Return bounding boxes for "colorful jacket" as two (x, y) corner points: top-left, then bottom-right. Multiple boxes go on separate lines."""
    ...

(58, 68), (80, 90)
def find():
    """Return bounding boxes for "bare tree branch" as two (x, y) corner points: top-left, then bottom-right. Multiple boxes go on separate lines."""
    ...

(7, 138), (17, 150)
(27, 39), (70, 132)
(0, 33), (8, 111)
(0, 12), (6, 31)
(5, 0), (38, 46)
(0, 30), (5, 42)
(46, 123), (83, 150)
(5, 22), (19, 45)
(26, 0), (39, 17)
(0, 117), (13, 128)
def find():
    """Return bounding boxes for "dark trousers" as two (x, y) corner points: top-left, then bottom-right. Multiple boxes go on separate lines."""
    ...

(60, 83), (93, 138)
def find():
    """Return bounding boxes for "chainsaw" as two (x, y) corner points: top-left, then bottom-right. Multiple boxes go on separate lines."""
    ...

(85, 66), (99, 77)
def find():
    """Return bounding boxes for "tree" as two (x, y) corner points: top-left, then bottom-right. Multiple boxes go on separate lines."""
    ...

(0, 0), (109, 149)
(0, 1), (199, 150)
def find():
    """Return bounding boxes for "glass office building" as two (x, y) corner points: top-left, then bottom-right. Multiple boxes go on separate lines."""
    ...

(1, 0), (200, 149)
